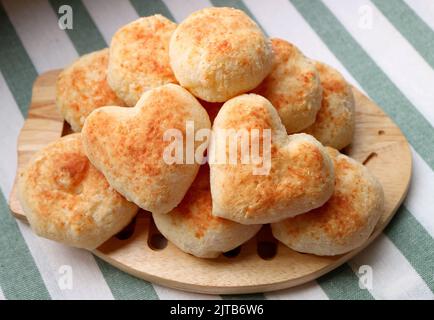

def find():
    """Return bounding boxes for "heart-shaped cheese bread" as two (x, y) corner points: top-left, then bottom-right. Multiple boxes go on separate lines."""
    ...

(82, 84), (211, 214)
(209, 94), (335, 224)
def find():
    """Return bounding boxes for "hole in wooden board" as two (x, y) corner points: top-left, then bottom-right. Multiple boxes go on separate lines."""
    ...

(341, 145), (352, 156)
(378, 130), (385, 135)
(223, 246), (241, 258)
(257, 241), (277, 260)
(147, 217), (168, 251)
(362, 152), (378, 165)
(61, 121), (73, 136)
(148, 234), (168, 251)
(115, 216), (137, 240)
(256, 225), (278, 260)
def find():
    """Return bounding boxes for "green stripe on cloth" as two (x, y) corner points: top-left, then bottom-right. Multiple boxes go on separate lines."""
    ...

(290, 0), (434, 171)
(130, 0), (175, 21)
(385, 206), (434, 293)
(0, 3), (37, 116)
(222, 293), (265, 300)
(0, 193), (51, 300)
(209, 0), (268, 35)
(49, 0), (106, 55)
(95, 257), (158, 300)
(317, 264), (374, 300)
(371, 0), (434, 71)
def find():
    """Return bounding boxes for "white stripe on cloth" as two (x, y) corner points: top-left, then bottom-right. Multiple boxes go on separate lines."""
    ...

(16, 222), (116, 300)
(0, 286), (5, 300)
(265, 282), (329, 300)
(1, 1), (115, 300)
(163, 0), (212, 22)
(244, 0), (363, 92)
(82, 0), (139, 45)
(0, 72), (23, 196)
(349, 235), (434, 300)
(245, 0), (433, 300)
(403, 0), (434, 32)
(1, 0), (77, 72)
(153, 284), (221, 300)
(322, 0), (434, 126)
(405, 148), (434, 238)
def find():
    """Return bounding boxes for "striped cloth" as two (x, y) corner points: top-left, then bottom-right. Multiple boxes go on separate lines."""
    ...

(0, 0), (433, 300)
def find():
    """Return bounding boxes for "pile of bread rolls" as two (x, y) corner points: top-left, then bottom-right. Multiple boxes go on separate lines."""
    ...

(18, 7), (384, 259)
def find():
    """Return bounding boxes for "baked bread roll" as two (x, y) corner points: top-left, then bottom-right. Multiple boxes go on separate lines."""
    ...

(254, 39), (322, 133)
(169, 7), (273, 102)
(17, 133), (138, 249)
(56, 49), (126, 132)
(82, 84), (211, 214)
(153, 166), (261, 258)
(304, 62), (355, 150)
(209, 94), (335, 224)
(271, 148), (384, 256)
(108, 15), (177, 106)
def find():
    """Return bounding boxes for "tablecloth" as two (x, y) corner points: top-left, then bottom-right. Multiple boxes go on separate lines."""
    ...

(0, 0), (433, 300)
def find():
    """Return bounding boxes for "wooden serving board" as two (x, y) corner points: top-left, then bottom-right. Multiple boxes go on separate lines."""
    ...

(9, 70), (412, 295)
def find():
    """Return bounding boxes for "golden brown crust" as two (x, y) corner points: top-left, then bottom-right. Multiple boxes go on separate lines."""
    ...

(254, 39), (322, 133)
(271, 147), (384, 256)
(210, 94), (335, 224)
(169, 7), (273, 102)
(108, 15), (177, 106)
(82, 84), (211, 214)
(304, 62), (355, 150)
(153, 165), (261, 258)
(56, 49), (126, 132)
(17, 134), (138, 249)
